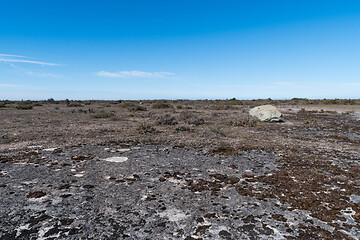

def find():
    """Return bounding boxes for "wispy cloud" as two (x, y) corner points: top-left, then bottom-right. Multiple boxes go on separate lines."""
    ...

(96, 70), (175, 78)
(0, 53), (27, 58)
(0, 83), (22, 87)
(272, 81), (296, 86)
(0, 53), (58, 66)
(26, 71), (61, 78)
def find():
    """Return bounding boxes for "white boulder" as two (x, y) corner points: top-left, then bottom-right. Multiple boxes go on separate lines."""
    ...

(249, 105), (282, 122)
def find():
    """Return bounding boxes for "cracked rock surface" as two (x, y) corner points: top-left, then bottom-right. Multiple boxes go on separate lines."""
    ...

(1, 144), (358, 239)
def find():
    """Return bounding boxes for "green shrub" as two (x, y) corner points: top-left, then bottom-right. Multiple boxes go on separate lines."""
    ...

(91, 112), (115, 119)
(47, 98), (56, 103)
(152, 103), (173, 109)
(120, 102), (137, 108)
(342, 99), (355, 105)
(16, 105), (33, 110)
(210, 142), (236, 155)
(138, 123), (158, 134)
(129, 106), (147, 112)
(156, 114), (178, 125)
(226, 115), (258, 127)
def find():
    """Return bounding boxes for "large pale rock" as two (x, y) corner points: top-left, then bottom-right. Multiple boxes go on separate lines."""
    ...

(249, 105), (282, 122)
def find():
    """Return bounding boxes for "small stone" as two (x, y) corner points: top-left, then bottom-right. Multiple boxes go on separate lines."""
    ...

(103, 156), (128, 163)
(117, 148), (131, 153)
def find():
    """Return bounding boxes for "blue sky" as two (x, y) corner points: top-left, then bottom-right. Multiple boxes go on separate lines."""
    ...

(1, 0), (359, 100)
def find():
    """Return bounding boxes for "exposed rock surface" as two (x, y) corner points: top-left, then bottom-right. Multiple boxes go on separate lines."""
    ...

(249, 105), (282, 122)
(1, 144), (359, 239)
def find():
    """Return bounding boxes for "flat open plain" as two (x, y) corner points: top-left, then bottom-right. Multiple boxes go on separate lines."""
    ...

(0, 99), (359, 239)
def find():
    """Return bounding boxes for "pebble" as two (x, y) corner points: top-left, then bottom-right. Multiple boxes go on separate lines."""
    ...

(103, 157), (128, 163)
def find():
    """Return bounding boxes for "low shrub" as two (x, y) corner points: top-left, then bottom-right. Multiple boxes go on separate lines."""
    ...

(201, 127), (226, 137)
(152, 103), (173, 109)
(186, 116), (205, 126)
(226, 115), (258, 127)
(47, 98), (56, 103)
(175, 125), (192, 132)
(129, 106), (147, 112)
(210, 142), (236, 155)
(156, 114), (178, 125)
(67, 102), (83, 107)
(91, 112), (115, 119)
(138, 123), (158, 134)
(120, 102), (137, 108)
(16, 105), (33, 110)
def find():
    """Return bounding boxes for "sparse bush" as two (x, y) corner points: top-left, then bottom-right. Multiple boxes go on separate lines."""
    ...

(138, 123), (158, 134)
(22, 100), (33, 105)
(318, 98), (357, 105)
(186, 116), (205, 126)
(104, 104), (111, 107)
(226, 114), (258, 127)
(202, 127), (226, 137)
(298, 109), (319, 114)
(342, 99), (355, 105)
(152, 103), (173, 109)
(156, 114), (178, 125)
(210, 142), (236, 155)
(175, 125), (192, 132)
(212, 105), (235, 110)
(67, 102), (83, 107)
(3, 100), (15, 104)
(179, 111), (193, 120)
(47, 98), (55, 103)
(303, 119), (317, 124)
(120, 102), (137, 108)
(91, 112), (115, 119)
(342, 111), (355, 115)
(0, 103), (6, 108)
(16, 104), (33, 110)
(110, 116), (121, 121)
(226, 98), (243, 105)
(320, 110), (337, 114)
(129, 106), (147, 112)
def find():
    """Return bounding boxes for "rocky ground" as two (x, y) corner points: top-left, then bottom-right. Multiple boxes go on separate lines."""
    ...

(0, 99), (359, 239)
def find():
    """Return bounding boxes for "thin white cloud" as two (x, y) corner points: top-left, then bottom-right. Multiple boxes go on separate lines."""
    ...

(0, 58), (58, 66)
(272, 81), (296, 86)
(0, 53), (58, 66)
(0, 53), (27, 58)
(96, 70), (175, 78)
(0, 83), (21, 87)
(26, 71), (61, 78)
